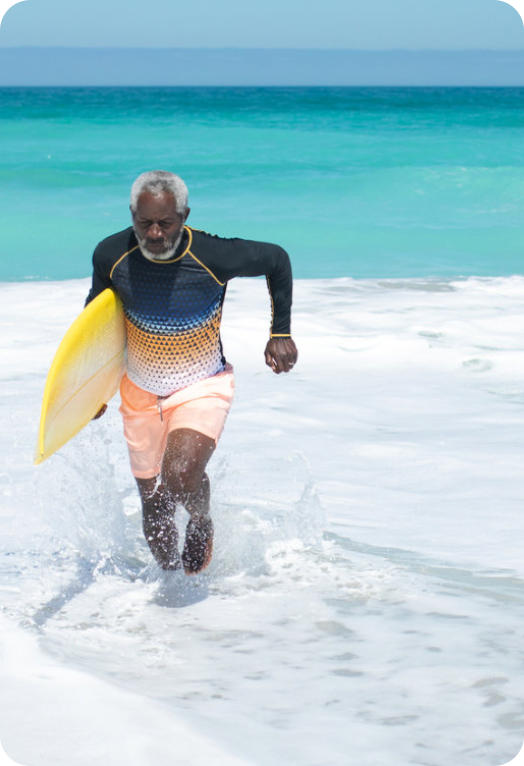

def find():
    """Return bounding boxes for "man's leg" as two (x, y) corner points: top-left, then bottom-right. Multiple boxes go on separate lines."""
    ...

(136, 477), (181, 570)
(161, 428), (216, 574)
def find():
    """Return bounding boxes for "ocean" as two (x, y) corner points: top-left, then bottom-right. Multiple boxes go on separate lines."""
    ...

(1, 86), (524, 281)
(1, 87), (524, 766)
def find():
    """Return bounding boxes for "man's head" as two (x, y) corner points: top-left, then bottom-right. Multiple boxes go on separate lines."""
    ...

(130, 170), (190, 261)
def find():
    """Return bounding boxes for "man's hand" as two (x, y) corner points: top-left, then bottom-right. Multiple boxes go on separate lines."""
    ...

(264, 337), (298, 374)
(92, 404), (107, 420)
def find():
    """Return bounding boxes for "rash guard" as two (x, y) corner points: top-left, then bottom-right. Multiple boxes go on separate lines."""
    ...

(86, 225), (293, 397)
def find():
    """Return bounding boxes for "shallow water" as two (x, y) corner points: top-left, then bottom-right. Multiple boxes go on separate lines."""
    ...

(1, 277), (524, 765)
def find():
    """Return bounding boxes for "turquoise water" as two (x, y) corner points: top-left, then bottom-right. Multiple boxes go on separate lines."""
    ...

(1, 86), (524, 281)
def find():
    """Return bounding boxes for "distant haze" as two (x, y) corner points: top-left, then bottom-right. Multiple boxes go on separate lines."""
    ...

(1, 48), (524, 86)
(0, 0), (523, 49)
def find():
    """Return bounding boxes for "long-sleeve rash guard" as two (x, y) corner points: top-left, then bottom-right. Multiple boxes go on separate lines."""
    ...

(86, 225), (293, 397)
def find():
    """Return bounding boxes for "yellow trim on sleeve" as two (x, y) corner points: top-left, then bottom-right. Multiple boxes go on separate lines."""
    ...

(270, 334), (291, 338)
(109, 245), (140, 280)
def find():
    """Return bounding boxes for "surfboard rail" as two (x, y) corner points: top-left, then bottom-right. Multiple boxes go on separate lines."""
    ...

(35, 288), (125, 465)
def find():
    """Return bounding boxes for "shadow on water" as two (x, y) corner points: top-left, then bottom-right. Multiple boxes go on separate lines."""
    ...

(30, 552), (148, 628)
(153, 570), (209, 608)
(31, 557), (97, 628)
(29, 552), (209, 629)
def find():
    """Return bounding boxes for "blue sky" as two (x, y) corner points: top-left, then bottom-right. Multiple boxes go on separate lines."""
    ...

(1, 0), (523, 49)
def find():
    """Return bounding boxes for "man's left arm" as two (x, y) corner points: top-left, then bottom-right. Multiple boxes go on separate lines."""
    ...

(210, 236), (298, 374)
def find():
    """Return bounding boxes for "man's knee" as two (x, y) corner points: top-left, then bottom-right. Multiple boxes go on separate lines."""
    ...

(161, 428), (215, 496)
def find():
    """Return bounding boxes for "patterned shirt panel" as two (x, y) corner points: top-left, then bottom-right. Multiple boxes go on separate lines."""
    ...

(111, 244), (226, 396)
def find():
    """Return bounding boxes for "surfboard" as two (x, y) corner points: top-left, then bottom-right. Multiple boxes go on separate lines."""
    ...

(35, 288), (126, 465)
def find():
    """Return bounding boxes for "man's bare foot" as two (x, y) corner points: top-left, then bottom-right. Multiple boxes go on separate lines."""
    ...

(182, 516), (213, 574)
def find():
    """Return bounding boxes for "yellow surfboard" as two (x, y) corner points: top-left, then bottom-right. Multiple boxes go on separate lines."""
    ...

(35, 288), (126, 465)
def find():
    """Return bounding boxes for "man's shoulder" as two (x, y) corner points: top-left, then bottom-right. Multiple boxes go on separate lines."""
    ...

(94, 226), (136, 258)
(188, 226), (284, 254)
(187, 227), (256, 256)
(188, 226), (227, 246)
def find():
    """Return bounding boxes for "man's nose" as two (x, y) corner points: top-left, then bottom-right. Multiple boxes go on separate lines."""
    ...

(147, 223), (163, 238)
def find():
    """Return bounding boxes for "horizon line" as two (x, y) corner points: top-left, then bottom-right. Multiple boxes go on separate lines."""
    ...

(1, 84), (524, 89)
(1, 46), (524, 52)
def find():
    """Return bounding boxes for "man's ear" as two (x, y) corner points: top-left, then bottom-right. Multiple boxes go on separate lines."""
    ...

(184, 207), (191, 222)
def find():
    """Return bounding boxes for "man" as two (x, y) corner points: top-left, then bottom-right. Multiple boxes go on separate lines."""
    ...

(87, 170), (297, 574)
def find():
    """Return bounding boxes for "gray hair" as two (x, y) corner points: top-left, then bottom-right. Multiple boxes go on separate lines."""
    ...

(130, 170), (189, 214)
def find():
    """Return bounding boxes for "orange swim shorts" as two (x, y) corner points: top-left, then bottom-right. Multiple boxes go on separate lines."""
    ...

(119, 365), (234, 479)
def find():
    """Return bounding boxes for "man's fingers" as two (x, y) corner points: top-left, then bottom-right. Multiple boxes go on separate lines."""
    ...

(264, 338), (298, 374)
(92, 403), (107, 420)
(265, 351), (279, 372)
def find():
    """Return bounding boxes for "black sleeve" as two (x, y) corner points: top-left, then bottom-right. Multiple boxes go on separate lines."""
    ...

(204, 235), (294, 337)
(85, 243), (113, 306)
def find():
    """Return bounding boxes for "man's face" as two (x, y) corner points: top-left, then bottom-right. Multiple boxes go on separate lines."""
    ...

(131, 190), (189, 260)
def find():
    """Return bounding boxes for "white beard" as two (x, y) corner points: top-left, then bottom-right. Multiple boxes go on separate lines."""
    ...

(135, 229), (184, 262)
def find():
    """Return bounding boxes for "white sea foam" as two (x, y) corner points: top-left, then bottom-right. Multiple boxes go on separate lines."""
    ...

(1, 276), (524, 765)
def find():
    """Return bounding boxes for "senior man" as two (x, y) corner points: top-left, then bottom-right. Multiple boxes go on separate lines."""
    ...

(87, 170), (297, 574)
